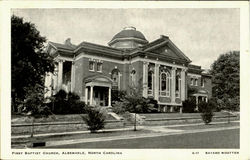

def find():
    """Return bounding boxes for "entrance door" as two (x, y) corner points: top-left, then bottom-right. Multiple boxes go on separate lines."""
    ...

(93, 90), (100, 106)
(93, 88), (106, 106)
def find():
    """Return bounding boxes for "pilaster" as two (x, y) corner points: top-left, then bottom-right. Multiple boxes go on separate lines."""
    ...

(171, 67), (176, 103)
(57, 60), (64, 91)
(108, 87), (111, 107)
(154, 64), (160, 101)
(181, 68), (187, 101)
(85, 87), (88, 104)
(142, 61), (149, 97)
(90, 85), (93, 106)
(71, 61), (75, 92)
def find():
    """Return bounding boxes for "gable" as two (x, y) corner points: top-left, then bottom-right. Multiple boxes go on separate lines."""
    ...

(151, 45), (184, 60)
(142, 37), (191, 63)
(46, 44), (57, 56)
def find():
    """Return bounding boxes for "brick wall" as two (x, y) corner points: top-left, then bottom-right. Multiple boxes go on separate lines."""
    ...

(187, 74), (212, 99)
(74, 57), (132, 98)
(203, 75), (212, 98)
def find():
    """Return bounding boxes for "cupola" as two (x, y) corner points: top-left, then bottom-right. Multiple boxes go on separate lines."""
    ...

(108, 27), (148, 49)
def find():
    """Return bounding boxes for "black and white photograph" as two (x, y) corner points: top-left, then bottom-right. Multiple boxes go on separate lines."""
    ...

(1, 1), (249, 160)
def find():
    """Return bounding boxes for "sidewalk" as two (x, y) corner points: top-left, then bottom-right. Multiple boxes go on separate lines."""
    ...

(45, 125), (239, 148)
(12, 120), (239, 139)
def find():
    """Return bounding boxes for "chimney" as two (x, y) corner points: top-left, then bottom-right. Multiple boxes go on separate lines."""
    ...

(64, 38), (72, 46)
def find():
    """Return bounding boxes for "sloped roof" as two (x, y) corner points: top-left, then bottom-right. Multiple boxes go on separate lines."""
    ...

(137, 35), (191, 63)
(49, 41), (76, 51)
(188, 64), (203, 74)
(48, 34), (192, 65)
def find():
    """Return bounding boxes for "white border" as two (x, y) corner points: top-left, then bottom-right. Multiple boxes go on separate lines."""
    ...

(0, 1), (249, 160)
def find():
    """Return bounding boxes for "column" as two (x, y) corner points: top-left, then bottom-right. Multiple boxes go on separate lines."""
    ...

(53, 64), (58, 94)
(170, 106), (174, 112)
(154, 64), (160, 101)
(108, 87), (111, 106)
(195, 96), (198, 110)
(71, 62), (75, 92)
(179, 106), (183, 114)
(142, 62), (149, 97)
(90, 86), (93, 106)
(57, 60), (63, 91)
(181, 68), (186, 101)
(44, 72), (50, 97)
(202, 97), (204, 102)
(205, 96), (208, 102)
(171, 67), (176, 103)
(85, 87), (88, 105)
(118, 73), (121, 90)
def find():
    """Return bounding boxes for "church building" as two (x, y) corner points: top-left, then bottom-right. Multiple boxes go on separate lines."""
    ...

(45, 27), (212, 112)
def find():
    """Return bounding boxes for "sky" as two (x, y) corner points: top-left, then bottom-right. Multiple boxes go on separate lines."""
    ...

(12, 8), (240, 69)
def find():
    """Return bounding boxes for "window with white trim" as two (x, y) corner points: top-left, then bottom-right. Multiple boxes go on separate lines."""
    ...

(175, 73), (181, 98)
(191, 78), (194, 85)
(201, 78), (205, 87)
(160, 71), (171, 97)
(89, 61), (94, 71)
(96, 62), (102, 72)
(130, 69), (136, 87)
(148, 71), (153, 95)
(111, 68), (120, 89)
(195, 78), (198, 86)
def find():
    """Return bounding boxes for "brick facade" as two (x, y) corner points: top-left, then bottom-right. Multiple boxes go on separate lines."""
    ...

(45, 27), (212, 111)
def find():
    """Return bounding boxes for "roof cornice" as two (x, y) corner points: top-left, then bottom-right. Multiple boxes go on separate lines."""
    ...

(108, 37), (149, 46)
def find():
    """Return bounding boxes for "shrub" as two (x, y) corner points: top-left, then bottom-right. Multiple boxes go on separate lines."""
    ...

(68, 92), (86, 113)
(199, 101), (215, 124)
(136, 97), (158, 113)
(70, 101), (86, 114)
(112, 101), (127, 114)
(52, 90), (86, 114)
(81, 107), (105, 133)
(182, 98), (196, 113)
(111, 90), (127, 103)
(147, 98), (159, 112)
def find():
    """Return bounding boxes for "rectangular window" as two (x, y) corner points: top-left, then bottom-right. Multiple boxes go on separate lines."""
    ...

(195, 79), (198, 86)
(97, 63), (102, 72)
(89, 61), (94, 71)
(201, 78), (205, 87)
(191, 78), (193, 85)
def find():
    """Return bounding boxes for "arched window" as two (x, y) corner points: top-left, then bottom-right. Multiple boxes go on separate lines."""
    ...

(175, 73), (181, 98)
(166, 72), (171, 96)
(111, 68), (120, 89)
(130, 69), (136, 86)
(148, 71), (153, 95)
(160, 71), (171, 97)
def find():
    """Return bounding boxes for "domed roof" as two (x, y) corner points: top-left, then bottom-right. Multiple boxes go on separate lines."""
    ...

(111, 27), (147, 41)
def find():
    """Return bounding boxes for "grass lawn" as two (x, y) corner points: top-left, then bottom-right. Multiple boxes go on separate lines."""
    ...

(167, 122), (239, 130)
(12, 129), (155, 148)
(11, 113), (116, 124)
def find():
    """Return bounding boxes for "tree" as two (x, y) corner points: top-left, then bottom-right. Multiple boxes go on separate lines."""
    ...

(210, 51), (239, 111)
(122, 83), (157, 130)
(21, 84), (52, 137)
(123, 86), (142, 131)
(11, 15), (54, 112)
